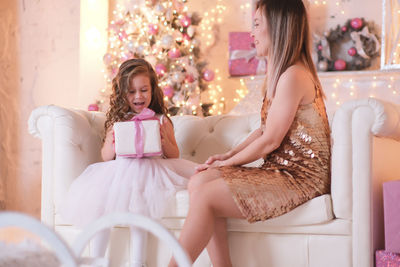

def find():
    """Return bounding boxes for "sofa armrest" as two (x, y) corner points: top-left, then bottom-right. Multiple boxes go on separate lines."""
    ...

(331, 98), (400, 267)
(28, 105), (105, 227)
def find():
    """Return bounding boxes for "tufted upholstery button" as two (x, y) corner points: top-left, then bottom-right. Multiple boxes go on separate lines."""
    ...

(209, 127), (214, 133)
(191, 151), (196, 157)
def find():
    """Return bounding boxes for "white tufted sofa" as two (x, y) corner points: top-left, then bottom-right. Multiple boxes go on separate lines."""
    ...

(28, 98), (400, 267)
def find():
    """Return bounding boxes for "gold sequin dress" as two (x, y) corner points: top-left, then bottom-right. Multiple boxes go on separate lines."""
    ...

(219, 86), (331, 223)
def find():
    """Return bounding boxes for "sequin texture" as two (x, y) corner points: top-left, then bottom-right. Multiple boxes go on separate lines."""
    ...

(218, 85), (331, 223)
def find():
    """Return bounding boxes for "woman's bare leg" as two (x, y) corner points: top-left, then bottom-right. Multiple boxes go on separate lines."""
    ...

(168, 177), (243, 267)
(206, 218), (232, 267)
(188, 170), (233, 266)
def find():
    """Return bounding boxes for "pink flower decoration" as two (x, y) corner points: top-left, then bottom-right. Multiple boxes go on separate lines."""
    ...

(88, 103), (99, 111)
(155, 63), (167, 76)
(202, 69), (215, 82)
(168, 48), (181, 59)
(350, 18), (363, 30)
(348, 47), (357, 56)
(317, 45), (323, 51)
(341, 26), (348, 32)
(163, 85), (174, 98)
(334, 59), (346, 71)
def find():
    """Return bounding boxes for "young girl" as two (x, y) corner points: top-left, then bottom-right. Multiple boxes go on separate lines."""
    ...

(61, 58), (197, 267)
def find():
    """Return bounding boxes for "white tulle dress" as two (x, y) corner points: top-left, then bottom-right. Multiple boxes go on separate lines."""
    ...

(60, 155), (198, 227)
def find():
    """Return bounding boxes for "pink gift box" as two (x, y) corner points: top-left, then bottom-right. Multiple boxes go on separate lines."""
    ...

(383, 180), (400, 254)
(376, 250), (400, 267)
(228, 32), (267, 76)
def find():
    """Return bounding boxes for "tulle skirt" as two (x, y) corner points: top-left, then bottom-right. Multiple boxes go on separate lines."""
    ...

(60, 157), (198, 227)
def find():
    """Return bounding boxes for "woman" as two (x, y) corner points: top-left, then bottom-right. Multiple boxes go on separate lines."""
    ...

(169, 0), (331, 266)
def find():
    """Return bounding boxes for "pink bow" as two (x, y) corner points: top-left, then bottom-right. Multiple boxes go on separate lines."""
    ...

(130, 108), (158, 158)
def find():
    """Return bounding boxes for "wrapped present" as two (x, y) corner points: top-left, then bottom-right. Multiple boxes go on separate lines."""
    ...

(383, 180), (400, 254)
(228, 32), (267, 76)
(376, 250), (400, 266)
(113, 108), (162, 158)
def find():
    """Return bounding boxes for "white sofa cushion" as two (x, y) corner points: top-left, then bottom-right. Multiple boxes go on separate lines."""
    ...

(55, 191), (333, 227)
(164, 191), (333, 226)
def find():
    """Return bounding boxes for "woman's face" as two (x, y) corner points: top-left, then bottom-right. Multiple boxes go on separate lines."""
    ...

(251, 9), (270, 57)
(126, 74), (152, 114)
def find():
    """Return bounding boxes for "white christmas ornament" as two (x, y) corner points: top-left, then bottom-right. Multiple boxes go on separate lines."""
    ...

(172, 72), (185, 83)
(162, 35), (174, 49)
(187, 26), (196, 37)
(318, 60), (328, 71)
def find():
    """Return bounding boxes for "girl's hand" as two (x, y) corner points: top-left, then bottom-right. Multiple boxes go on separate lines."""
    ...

(205, 152), (232, 165)
(101, 128), (116, 161)
(160, 117), (180, 158)
(195, 160), (226, 172)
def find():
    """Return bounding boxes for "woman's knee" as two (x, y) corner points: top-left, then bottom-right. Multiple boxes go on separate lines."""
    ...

(187, 172), (207, 193)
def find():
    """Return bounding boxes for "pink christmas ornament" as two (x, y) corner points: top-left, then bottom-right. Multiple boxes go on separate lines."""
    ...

(182, 33), (191, 42)
(180, 15), (191, 27)
(168, 48), (181, 59)
(111, 67), (118, 78)
(348, 47), (357, 56)
(341, 26), (348, 32)
(88, 103), (99, 111)
(334, 59), (346, 71)
(148, 24), (159, 35)
(118, 30), (128, 41)
(108, 24), (118, 33)
(155, 63), (167, 76)
(103, 53), (113, 65)
(202, 69), (215, 82)
(185, 74), (195, 83)
(350, 18), (363, 30)
(163, 85), (174, 98)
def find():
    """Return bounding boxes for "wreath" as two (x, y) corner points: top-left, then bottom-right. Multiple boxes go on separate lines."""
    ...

(315, 18), (380, 71)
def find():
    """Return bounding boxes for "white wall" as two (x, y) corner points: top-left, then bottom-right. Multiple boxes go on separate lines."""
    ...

(0, 0), (81, 217)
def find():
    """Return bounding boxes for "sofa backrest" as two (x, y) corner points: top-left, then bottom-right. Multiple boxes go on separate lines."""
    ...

(171, 113), (260, 164)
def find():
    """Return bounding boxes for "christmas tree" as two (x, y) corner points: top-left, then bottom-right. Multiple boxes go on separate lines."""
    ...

(101, 0), (226, 116)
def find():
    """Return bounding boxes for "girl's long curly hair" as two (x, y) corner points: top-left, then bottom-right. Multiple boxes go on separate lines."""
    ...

(104, 58), (168, 135)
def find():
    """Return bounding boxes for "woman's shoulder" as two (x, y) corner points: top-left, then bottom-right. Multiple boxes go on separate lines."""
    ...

(279, 64), (315, 90)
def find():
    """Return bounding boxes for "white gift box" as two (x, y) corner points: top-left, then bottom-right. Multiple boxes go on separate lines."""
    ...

(113, 120), (162, 158)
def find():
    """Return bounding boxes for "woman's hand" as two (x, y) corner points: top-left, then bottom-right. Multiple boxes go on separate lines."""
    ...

(196, 159), (227, 172)
(205, 152), (232, 165)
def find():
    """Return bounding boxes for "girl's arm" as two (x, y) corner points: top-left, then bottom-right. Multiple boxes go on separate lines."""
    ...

(101, 128), (116, 161)
(160, 117), (179, 158)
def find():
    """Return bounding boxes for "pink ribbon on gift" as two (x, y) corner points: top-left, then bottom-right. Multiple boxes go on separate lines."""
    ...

(230, 48), (267, 75)
(130, 108), (158, 158)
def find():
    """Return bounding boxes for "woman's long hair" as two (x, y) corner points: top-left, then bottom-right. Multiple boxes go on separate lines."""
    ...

(104, 58), (168, 133)
(256, 0), (324, 99)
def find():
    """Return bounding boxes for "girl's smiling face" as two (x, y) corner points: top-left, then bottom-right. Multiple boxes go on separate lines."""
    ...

(251, 8), (270, 57)
(126, 74), (152, 114)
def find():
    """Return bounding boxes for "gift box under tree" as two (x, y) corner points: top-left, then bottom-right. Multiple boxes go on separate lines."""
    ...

(228, 32), (267, 76)
(376, 250), (400, 267)
(383, 180), (400, 254)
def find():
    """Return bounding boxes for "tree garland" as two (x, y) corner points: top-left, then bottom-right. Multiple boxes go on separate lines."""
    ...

(315, 18), (381, 71)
